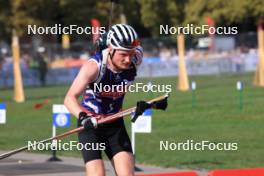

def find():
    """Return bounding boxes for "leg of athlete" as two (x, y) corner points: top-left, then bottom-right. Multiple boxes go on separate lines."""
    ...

(111, 151), (134, 176)
(85, 159), (105, 176)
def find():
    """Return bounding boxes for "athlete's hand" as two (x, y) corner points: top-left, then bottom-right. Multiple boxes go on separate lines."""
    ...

(78, 112), (98, 130)
(131, 101), (152, 122)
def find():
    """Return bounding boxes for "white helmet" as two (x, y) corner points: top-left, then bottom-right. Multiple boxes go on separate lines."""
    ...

(107, 24), (140, 50)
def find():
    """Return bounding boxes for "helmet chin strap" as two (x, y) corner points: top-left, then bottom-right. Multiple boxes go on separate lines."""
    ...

(108, 49), (126, 72)
(109, 49), (116, 60)
(108, 49), (119, 71)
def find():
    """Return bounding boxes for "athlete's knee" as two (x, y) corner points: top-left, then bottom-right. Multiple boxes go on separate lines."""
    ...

(85, 160), (105, 176)
(86, 171), (105, 176)
(116, 171), (134, 176)
(114, 163), (134, 176)
(86, 167), (105, 176)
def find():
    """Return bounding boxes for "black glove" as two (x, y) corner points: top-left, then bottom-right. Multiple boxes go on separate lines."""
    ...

(78, 112), (98, 130)
(131, 101), (152, 122)
(151, 97), (168, 110)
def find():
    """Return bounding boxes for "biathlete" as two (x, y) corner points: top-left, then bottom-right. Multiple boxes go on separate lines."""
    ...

(64, 24), (146, 176)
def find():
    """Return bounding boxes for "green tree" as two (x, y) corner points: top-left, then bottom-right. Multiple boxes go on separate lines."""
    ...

(185, 0), (264, 28)
(0, 0), (12, 41)
(139, 0), (185, 36)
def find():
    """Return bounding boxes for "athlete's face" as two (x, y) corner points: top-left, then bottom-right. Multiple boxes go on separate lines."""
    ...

(111, 49), (135, 70)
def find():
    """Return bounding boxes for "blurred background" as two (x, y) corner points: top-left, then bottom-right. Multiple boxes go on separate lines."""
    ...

(0, 0), (262, 87)
(0, 0), (264, 171)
